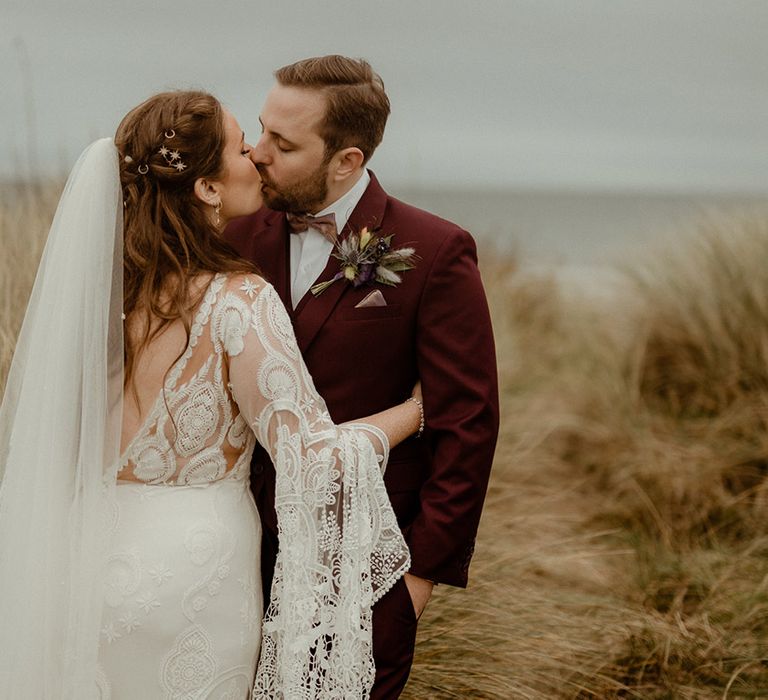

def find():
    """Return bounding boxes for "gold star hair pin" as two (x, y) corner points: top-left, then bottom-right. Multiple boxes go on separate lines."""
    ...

(158, 130), (187, 172)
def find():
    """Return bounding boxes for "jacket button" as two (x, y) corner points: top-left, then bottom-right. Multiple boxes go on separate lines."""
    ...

(252, 462), (264, 475)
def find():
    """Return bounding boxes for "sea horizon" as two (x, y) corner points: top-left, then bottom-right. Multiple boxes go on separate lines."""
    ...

(390, 186), (768, 266)
(3, 180), (767, 267)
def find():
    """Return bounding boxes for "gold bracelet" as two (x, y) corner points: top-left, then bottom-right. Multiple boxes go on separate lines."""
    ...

(406, 397), (425, 438)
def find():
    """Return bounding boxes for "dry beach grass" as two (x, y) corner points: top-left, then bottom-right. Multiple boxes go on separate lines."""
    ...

(0, 183), (59, 389)
(3, 185), (768, 698)
(406, 223), (768, 699)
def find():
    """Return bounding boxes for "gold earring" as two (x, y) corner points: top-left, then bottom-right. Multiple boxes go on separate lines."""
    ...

(214, 201), (222, 226)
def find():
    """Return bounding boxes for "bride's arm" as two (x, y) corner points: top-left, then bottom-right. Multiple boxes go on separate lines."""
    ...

(218, 275), (419, 460)
(344, 384), (422, 452)
(217, 275), (411, 697)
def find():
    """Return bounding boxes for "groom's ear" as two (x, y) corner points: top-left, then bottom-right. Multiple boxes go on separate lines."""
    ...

(193, 177), (221, 207)
(332, 147), (365, 182)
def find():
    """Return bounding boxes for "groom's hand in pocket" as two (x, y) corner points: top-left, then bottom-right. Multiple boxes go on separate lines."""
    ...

(403, 572), (434, 620)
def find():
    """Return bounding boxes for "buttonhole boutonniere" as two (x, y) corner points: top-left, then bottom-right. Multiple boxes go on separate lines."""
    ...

(310, 226), (419, 297)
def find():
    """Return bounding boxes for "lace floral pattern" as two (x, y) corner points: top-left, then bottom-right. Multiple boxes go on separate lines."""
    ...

(222, 280), (411, 698)
(119, 275), (253, 486)
(161, 626), (218, 698)
(98, 273), (408, 698)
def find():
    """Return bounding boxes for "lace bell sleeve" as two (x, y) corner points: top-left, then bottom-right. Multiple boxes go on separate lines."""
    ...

(216, 278), (410, 699)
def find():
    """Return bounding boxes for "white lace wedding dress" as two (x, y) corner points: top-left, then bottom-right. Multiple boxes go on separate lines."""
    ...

(97, 273), (409, 699)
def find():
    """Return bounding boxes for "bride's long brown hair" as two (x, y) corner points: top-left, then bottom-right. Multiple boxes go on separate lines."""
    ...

(115, 91), (256, 391)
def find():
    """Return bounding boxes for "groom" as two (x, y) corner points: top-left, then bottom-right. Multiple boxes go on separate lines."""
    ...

(226, 55), (499, 698)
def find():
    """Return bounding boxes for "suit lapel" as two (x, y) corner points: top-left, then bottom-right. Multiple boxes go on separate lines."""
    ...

(293, 171), (389, 353)
(255, 210), (291, 311)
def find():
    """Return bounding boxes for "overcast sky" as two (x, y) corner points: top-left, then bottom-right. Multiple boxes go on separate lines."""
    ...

(3, 1), (768, 191)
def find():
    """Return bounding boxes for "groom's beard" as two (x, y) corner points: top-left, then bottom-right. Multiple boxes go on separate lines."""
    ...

(257, 162), (329, 214)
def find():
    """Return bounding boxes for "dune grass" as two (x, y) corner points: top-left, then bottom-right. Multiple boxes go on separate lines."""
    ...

(3, 184), (768, 698)
(0, 183), (59, 389)
(405, 222), (768, 698)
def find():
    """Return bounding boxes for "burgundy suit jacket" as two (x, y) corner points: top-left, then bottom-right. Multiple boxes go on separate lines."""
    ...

(225, 172), (499, 588)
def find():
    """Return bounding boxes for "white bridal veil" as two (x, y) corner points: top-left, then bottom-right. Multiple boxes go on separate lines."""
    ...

(0, 139), (124, 697)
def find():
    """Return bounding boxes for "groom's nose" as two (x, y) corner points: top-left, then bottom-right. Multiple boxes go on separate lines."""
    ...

(250, 138), (270, 166)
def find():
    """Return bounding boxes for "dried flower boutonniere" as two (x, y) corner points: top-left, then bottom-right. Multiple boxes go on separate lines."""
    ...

(310, 227), (419, 297)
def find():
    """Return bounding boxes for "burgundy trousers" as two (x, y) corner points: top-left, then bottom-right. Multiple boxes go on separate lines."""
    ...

(370, 576), (419, 699)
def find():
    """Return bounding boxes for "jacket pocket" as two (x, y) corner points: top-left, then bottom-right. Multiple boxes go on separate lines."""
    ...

(336, 303), (403, 321)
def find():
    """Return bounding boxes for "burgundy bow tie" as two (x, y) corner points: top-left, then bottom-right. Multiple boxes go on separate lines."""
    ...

(286, 212), (338, 244)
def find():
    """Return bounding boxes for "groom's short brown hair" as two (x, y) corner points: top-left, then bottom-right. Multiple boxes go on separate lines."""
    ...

(275, 55), (390, 164)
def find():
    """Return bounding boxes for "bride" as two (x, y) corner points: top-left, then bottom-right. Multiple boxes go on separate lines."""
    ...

(0, 91), (421, 698)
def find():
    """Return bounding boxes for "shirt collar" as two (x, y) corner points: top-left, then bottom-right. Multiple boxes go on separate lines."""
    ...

(314, 169), (371, 235)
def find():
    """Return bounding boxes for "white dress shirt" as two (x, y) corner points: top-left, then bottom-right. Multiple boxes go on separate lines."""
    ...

(289, 170), (371, 308)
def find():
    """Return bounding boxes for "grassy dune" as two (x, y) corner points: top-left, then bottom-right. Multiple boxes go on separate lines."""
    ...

(407, 224), (768, 698)
(0, 183), (59, 388)
(3, 186), (768, 698)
